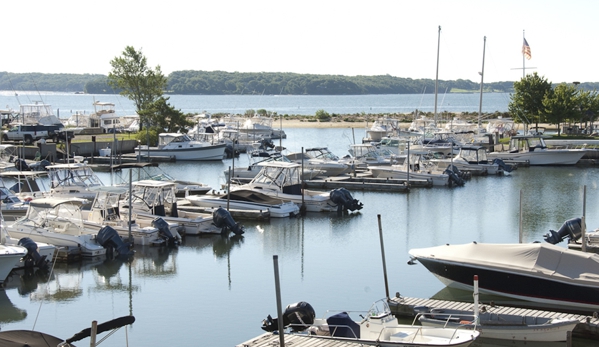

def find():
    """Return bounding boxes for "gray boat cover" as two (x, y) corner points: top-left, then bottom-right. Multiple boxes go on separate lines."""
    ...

(409, 242), (599, 284)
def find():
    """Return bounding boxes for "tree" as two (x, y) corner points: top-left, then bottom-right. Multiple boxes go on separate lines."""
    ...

(508, 72), (552, 130)
(140, 96), (192, 133)
(542, 83), (578, 136)
(108, 46), (167, 130)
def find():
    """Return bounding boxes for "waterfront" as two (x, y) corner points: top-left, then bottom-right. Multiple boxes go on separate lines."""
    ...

(0, 126), (598, 346)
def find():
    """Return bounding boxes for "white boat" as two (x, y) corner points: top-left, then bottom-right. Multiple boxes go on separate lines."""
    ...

(429, 146), (513, 176)
(46, 162), (104, 202)
(226, 151), (321, 184)
(487, 135), (586, 165)
(135, 133), (227, 161)
(0, 184), (29, 221)
(186, 189), (300, 218)
(364, 117), (399, 142)
(408, 242), (599, 313)
(260, 299), (479, 347)
(232, 161), (363, 213)
(5, 197), (109, 258)
(120, 180), (243, 236)
(369, 153), (465, 187)
(0, 234), (27, 284)
(416, 276), (579, 341)
(89, 101), (139, 133)
(81, 186), (181, 246)
(286, 147), (352, 176)
(348, 143), (395, 167)
(13, 102), (62, 126)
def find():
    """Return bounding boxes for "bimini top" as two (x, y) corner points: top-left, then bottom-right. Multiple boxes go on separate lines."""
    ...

(409, 242), (599, 284)
(28, 197), (88, 209)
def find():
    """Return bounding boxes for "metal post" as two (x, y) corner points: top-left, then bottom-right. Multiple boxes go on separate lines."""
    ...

(273, 255), (285, 347)
(128, 169), (133, 243)
(227, 167), (231, 211)
(582, 185), (587, 252)
(519, 189), (523, 243)
(377, 214), (390, 299)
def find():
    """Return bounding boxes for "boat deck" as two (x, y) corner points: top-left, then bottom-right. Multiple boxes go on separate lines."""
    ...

(388, 295), (599, 339)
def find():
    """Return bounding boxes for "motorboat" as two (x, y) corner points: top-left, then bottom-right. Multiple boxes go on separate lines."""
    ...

(410, 131), (460, 157)
(135, 133), (227, 161)
(1, 216), (55, 270)
(5, 197), (131, 258)
(408, 242), (599, 313)
(428, 146), (513, 176)
(232, 161), (363, 213)
(260, 299), (479, 347)
(415, 275), (579, 341)
(0, 239), (27, 285)
(81, 186), (181, 246)
(348, 143), (396, 167)
(0, 184), (29, 221)
(46, 162), (104, 202)
(286, 147), (352, 176)
(186, 189), (300, 218)
(225, 151), (320, 184)
(369, 153), (466, 187)
(120, 180), (244, 236)
(112, 162), (213, 197)
(486, 135), (586, 165)
(543, 217), (599, 253)
(364, 117), (399, 142)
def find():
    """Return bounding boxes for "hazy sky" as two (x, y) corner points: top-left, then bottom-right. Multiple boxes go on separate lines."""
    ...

(4, 0), (596, 83)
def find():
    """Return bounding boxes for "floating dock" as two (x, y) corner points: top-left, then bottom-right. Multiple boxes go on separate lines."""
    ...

(388, 295), (599, 339)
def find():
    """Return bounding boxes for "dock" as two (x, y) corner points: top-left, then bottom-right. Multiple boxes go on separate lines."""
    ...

(303, 174), (432, 191)
(237, 332), (369, 347)
(388, 295), (599, 339)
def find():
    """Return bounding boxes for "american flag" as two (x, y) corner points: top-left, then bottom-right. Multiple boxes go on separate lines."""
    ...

(522, 38), (531, 60)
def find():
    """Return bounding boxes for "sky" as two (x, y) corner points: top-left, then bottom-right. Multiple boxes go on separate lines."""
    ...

(3, 0), (597, 83)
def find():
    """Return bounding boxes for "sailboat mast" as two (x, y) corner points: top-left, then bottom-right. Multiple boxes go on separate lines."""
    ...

(434, 26), (441, 126)
(478, 36), (486, 131)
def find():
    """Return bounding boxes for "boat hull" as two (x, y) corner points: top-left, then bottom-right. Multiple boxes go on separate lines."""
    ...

(370, 166), (448, 186)
(487, 149), (586, 165)
(0, 246), (27, 284)
(135, 143), (226, 161)
(186, 196), (299, 218)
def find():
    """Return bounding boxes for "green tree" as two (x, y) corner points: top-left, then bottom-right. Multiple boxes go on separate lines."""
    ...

(542, 83), (578, 136)
(576, 89), (599, 131)
(315, 109), (331, 122)
(108, 46), (167, 130)
(139, 96), (192, 133)
(508, 72), (552, 130)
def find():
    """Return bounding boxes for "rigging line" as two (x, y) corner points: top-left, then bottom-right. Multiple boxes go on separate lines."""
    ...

(32, 241), (60, 331)
(5, 73), (22, 105)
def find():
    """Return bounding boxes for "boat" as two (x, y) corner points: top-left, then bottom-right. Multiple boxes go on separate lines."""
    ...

(225, 151), (320, 184)
(1, 215), (55, 270)
(0, 184), (30, 221)
(232, 161), (363, 213)
(112, 162), (213, 197)
(408, 242), (599, 313)
(428, 146), (514, 176)
(46, 162), (104, 202)
(364, 117), (400, 142)
(260, 299), (479, 347)
(415, 275), (579, 341)
(369, 152), (466, 187)
(348, 143), (396, 167)
(0, 240), (27, 285)
(89, 101), (139, 133)
(186, 189), (300, 218)
(285, 147), (352, 177)
(5, 197), (132, 258)
(486, 135), (586, 165)
(135, 133), (227, 161)
(543, 217), (599, 253)
(120, 180), (244, 236)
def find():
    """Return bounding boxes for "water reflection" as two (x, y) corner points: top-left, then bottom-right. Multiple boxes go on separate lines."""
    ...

(0, 289), (27, 323)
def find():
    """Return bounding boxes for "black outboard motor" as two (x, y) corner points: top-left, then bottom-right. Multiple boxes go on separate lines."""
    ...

(492, 158), (515, 173)
(329, 188), (363, 212)
(544, 217), (582, 244)
(151, 217), (179, 245)
(443, 165), (465, 187)
(212, 207), (244, 235)
(29, 159), (51, 171)
(17, 237), (49, 269)
(96, 226), (134, 257)
(14, 158), (30, 171)
(261, 301), (315, 332)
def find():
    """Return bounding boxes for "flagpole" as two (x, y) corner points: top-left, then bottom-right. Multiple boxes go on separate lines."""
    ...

(522, 30), (526, 79)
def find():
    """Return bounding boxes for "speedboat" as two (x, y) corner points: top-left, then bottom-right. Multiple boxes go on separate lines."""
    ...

(369, 153), (466, 187)
(408, 242), (599, 313)
(135, 133), (227, 161)
(486, 135), (586, 165)
(428, 146), (513, 176)
(0, 241), (27, 285)
(286, 147), (352, 177)
(1, 216), (55, 270)
(232, 161), (363, 213)
(415, 275), (579, 341)
(186, 189), (300, 218)
(46, 162), (104, 202)
(5, 197), (130, 258)
(260, 299), (479, 347)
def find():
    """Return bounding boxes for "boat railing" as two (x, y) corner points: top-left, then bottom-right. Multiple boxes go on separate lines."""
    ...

(413, 311), (479, 331)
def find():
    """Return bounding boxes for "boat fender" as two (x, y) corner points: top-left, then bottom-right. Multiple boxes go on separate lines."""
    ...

(96, 226), (134, 257)
(151, 217), (178, 245)
(212, 207), (245, 235)
(17, 237), (48, 269)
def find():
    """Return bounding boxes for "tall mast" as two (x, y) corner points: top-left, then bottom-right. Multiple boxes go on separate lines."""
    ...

(434, 25), (441, 126)
(478, 36), (486, 132)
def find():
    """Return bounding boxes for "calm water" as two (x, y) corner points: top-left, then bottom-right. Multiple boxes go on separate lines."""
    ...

(0, 94), (597, 346)
(0, 91), (512, 116)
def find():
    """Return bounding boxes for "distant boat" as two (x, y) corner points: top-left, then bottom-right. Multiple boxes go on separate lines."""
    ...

(486, 135), (586, 165)
(135, 133), (227, 161)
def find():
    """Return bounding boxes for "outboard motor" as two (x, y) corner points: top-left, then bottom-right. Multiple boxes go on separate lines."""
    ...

(212, 207), (244, 235)
(14, 158), (30, 171)
(261, 301), (315, 332)
(96, 226), (134, 257)
(492, 158), (515, 173)
(259, 138), (275, 150)
(17, 237), (49, 269)
(29, 159), (51, 171)
(444, 165), (465, 187)
(544, 217), (582, 244)
(151, 217), (179, 245)
(329, 188), (363, 212)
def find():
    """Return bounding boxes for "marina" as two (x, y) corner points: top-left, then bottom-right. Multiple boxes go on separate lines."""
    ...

(0, 94), (598, 346)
